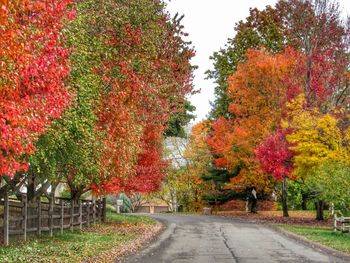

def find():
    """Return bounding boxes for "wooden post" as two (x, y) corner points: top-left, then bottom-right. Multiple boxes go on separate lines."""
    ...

(70, 200), (74, 231)
(37, 198), (42, 236)
(87, 201), (89, 226)
(60, 200), (64, 234)
(102, 197), (107, 223)
(3, 192), (9, 246)
(23, 194), (27, 241)
(79, 200), (82, 230)
(100, 197), (103, 221)
(97, 198), (100, 222)
(99, 198), (102, 220)
(49, 197), (54, 237)
(92, 197), (96, 224)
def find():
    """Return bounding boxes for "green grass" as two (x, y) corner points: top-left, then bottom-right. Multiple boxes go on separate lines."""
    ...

(106, 211), (156, 225)
(0, 213), (156, 263)
(279, 224), (350, 254)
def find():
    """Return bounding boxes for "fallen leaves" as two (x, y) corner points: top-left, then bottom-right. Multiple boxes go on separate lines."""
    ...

(217, 210), (333, 227)
(82, 221), (163, 263)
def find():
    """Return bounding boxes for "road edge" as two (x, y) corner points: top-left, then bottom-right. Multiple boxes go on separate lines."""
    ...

(120, 216), (175, 263)
(268, 224), (350, 262)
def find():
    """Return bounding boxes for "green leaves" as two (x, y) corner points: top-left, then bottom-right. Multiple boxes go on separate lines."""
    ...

(307, 162), (350, 212)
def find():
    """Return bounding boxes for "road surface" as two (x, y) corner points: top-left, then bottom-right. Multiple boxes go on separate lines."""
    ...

(123, 214), (346, 263)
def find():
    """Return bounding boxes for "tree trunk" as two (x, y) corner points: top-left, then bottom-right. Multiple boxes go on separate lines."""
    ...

(250, 197), (257, 213)
(301, 193), (308, 210)
(306, 55), (312, 96)
(27, 172), (35, 201)
(249, 188), (258, 213)
(282, 175), (289, 217)
(70, 187), (83, 202)
(0, 175), (22, 199)
(315, 200), (324, 220)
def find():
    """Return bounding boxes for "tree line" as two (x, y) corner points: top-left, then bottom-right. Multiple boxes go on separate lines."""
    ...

(0, 0), (195, 202)
(177, 0), (350, 219)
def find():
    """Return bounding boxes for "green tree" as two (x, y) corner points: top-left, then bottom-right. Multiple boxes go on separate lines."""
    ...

(307, 162), (350, 214)
(207, 5), (284, 118)
(164, 99), (196, 138)
(28, 1), (105, 200)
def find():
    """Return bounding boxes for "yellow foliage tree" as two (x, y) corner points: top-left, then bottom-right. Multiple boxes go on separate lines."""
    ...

(282, 94), (346, 178)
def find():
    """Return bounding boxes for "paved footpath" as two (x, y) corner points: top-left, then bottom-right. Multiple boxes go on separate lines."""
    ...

(123, 214), (347, 263)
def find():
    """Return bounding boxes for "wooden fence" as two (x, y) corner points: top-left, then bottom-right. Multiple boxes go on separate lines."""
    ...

(0, 193), (106, 246)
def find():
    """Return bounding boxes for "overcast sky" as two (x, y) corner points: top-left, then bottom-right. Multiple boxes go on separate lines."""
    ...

(165, 0), (350, 123)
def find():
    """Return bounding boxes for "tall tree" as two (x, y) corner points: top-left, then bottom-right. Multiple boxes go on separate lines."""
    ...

(207, 49), (299, 200)
(29, 0), (194, 200)
(282, 94), (346, 219)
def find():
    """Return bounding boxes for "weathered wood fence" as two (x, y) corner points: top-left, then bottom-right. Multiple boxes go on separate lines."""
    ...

(1, 193), (106, 245)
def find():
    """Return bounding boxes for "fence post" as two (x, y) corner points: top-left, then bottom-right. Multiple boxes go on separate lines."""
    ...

(79, 200), (82, 230)
(22, 194), (27, 241)
(99, 197), (102, 222)
(49, 197), (54, 237)
(37, 198), (41, 236)
(92, 197), (96, 224)
(70, 200), (74, 231)
(96, 198), (99, 222)
(87, 201), (90, 227)
(60, 200), (64, 234)
(99, 197), (103, 222)
(3, 192), (9, 246)
(102, 197), (106, 223)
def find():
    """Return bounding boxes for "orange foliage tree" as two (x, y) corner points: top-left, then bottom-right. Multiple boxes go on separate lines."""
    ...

(207, 48), (301, 209)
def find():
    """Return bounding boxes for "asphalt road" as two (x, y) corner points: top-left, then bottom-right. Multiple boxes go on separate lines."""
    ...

(123, 214), (347, 263)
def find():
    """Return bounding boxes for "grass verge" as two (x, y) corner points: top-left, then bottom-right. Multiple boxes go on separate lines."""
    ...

(278, 224), (350, 254)
(0, 212), (156, 263)
(107, 211), (155, 225)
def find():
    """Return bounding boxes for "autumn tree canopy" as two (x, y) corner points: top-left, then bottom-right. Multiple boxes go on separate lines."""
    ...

(0, 0), (195, 201)
(0, 0), (73, 177)
(197, 0), (350, 217)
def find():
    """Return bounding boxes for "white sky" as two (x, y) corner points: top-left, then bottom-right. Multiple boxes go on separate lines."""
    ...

(165, 0), (350, 123)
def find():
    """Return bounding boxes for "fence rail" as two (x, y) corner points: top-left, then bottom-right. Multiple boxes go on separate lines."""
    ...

(1, 193), (106, 245)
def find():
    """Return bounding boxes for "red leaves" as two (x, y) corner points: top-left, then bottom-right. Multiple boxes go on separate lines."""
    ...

(1, 0), (193, 195)
(0, 0), (73, 176)
(255, 129), (294, 181)
(91, 11), (194, 195)
(128, 124), (169, 193)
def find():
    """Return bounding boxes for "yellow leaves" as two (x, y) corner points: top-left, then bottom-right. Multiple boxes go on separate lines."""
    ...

(184, 121), (212, 175)
(282, 94), (307, 128)
(284, 93), (348, 177)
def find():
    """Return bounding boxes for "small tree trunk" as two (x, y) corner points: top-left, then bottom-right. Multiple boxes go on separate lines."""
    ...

(250, 188), (258, 213)
(301, 193), (308, 210)
(282, 175), (289, 217)
(27, 173), (35, 201)
(315, 200), (324, 221)
(250, 198), (257, 213)
(213, 197), (218, 215)
(70, 187), (83, 202)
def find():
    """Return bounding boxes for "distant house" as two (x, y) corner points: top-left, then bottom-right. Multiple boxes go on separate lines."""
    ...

(163, 136), (188, 168)
(134, 199), (170, 213)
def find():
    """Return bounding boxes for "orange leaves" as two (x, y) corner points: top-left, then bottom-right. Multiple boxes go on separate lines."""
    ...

(228, 48), (301, 122)
(208, 48), (301, 191)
